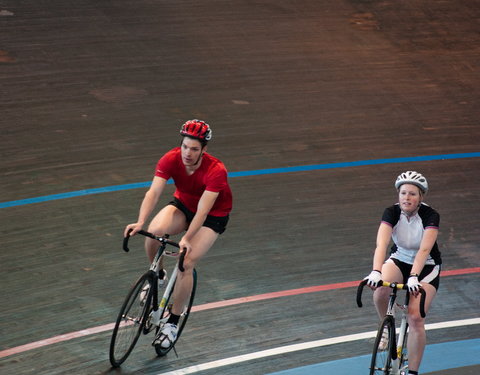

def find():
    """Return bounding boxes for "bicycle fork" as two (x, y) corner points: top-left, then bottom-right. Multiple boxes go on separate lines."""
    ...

(391, 304), (409, 375)
(150, 266), (179, 326)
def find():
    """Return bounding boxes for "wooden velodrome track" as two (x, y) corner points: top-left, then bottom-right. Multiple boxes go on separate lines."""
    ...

(1, 1), (479, 374)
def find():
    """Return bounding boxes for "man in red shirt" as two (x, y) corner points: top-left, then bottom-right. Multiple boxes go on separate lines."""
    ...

(124, 119), (232, 349)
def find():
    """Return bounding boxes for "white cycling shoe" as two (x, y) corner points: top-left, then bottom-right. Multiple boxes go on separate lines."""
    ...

(154, 323), (178, 348)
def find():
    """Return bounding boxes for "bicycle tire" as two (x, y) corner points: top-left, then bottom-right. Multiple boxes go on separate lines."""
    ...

(370, 316), (395, 375)
(109, 273), (152, 367)
(154, 268), (197, 356)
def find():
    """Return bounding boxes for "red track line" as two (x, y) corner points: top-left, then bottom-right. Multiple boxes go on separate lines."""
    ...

(441, 268), (480, 276)
(193, 267), (480, 312)
(1, 267), (478, 359)
(192, 280), (359, 312)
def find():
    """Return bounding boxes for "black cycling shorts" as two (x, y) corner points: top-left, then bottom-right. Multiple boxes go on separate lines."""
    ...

(168, 198), (229, 234)
(388, 258), (441, 290)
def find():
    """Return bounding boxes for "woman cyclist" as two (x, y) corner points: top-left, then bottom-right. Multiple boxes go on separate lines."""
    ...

(124, 119), (232, 349)
(364, 171), (441, 375)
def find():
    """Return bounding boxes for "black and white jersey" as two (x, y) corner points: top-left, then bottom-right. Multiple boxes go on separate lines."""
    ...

(381, 203), (442, 265)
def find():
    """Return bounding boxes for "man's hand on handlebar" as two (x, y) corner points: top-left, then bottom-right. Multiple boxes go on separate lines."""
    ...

(124, 223), (144, 238)
(179, 237), (191, 261)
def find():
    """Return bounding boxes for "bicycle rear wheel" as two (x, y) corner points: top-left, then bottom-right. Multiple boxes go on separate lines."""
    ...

(109, 273), (152, 367)
(154, 268), (197, 356)
(370, 316), (395, 375)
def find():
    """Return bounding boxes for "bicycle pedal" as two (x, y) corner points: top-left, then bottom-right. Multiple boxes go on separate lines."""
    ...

(152, 333), (171, 348)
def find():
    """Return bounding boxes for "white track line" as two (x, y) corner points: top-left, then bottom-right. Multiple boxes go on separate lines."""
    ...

(157, 318), (480, 375)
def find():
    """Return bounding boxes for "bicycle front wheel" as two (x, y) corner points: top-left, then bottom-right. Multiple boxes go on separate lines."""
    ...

(154, 268), (197, 356)
(109, 273), (152, 367)
(370, 316), (395, 375)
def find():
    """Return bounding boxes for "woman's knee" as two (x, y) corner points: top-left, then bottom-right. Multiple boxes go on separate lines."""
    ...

(373, 286), (390, 301)
(408, 312), (425, 331)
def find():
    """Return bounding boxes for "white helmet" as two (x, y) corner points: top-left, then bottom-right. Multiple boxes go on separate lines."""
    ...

(395, 171), (428, 193)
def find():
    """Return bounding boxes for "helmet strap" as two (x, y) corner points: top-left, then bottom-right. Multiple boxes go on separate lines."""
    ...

(193, 151), (204, 166)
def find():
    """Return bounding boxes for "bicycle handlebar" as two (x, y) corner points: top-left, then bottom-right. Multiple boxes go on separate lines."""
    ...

(123, 229), (186, 272)
(356, 279), (426, 318)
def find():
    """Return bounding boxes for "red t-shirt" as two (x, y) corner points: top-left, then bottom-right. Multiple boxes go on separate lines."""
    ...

(155, 148), (232, 217)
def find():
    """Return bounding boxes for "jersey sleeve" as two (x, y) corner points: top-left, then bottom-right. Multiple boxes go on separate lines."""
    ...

(154, 149), (176, 179)
(423, 207), (440, 229)
(205, 164), (228, 193)
(381, 205), (399, 227)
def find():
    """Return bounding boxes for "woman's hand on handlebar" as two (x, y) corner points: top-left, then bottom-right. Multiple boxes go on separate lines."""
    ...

(407, 275), (422, 297)
(364, 270), (382, 289)
(124, 223), (144, 238)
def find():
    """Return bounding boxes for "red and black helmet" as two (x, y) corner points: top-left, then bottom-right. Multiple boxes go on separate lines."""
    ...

(180, 119), (212, 141)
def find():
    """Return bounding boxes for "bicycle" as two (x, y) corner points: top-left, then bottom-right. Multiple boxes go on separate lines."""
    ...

(357, 279), (426, 375)
(109, 229), (197, 367)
